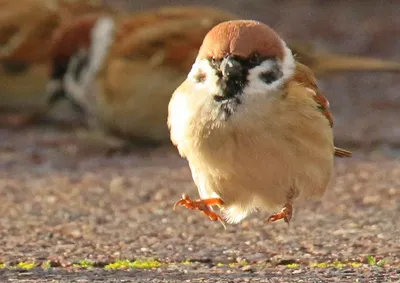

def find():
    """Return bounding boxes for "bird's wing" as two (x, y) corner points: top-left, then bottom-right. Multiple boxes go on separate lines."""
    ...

(50, 14), (105, 64)
(293, 62), (352, 158)
(0, 0), (58, 62)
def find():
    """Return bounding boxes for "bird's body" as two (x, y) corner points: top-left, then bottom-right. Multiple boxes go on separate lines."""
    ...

(169, 20), (351, 225)
(170, 63), (334, 223)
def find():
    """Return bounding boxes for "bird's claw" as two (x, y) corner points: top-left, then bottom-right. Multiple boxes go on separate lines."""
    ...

(266, 203), (293, 224)
(173, 193), (202, 210)
(173, 193), (226, 229)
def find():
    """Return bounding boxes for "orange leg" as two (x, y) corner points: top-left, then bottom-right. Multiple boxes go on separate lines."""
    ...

(266, 203), (293, 224)
(173, 193), (226, 229)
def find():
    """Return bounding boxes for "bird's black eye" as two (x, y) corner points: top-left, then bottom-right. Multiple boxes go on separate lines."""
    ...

(211, 57), (217, 65)
(194, 71), (206, 83)
(249, 52), (260, 65)
(259, 71), (277, 84)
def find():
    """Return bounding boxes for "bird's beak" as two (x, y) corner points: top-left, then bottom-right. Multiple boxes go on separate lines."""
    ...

(219, 56), (243, 79)
(214, 56), (245, 100)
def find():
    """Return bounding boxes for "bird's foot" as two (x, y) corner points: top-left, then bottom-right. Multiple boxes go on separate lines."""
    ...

(173, 193), (226, 229)
(266, 203), (293, 224)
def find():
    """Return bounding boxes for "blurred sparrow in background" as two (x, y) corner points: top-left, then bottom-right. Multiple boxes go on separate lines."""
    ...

(47, 6), (236, 143)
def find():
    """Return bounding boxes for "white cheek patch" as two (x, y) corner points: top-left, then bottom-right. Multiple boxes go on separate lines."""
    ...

(244, 60), (280, 95)
(243, 40), (296, 98)
(188, 58), (220, 94)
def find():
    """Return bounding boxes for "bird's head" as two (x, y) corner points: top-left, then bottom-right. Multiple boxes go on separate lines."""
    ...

(187, 20), (296, 118)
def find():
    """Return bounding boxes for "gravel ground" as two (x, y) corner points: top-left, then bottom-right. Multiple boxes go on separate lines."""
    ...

(0, 125), (399, 282)
(1, 1), (400, 282)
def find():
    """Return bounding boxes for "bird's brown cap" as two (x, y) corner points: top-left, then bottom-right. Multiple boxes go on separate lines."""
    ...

(198, 20), (284, 60)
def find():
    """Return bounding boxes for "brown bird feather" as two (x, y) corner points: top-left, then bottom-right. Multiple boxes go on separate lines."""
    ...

(0, 0), (113, 63)
(293, 62), (352, 158)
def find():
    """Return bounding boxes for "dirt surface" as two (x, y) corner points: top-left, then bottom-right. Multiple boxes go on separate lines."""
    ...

(1, 0), (400, 282)
(0, 124), (399, 282)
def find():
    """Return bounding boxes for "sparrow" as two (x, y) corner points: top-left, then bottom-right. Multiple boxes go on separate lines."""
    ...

(168, 20), (352, 227)
(45, 6), (400, 145)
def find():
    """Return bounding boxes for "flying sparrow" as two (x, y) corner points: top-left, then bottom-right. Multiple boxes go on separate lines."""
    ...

(168, 20), (352, 227)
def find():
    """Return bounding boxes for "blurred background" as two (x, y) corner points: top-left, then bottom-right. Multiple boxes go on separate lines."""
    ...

(0, 1), (399, 274)
(1, 0), (400, 150)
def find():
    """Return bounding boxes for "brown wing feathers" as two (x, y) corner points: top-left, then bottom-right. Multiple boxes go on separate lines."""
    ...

(294, 63), (352, 158)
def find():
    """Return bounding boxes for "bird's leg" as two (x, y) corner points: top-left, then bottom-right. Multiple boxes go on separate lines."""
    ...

(173, 193), (226, 228)
(266, 203), (293, 224)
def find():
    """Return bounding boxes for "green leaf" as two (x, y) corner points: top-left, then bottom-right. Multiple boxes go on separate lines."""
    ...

(367, 256), (376, 265)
